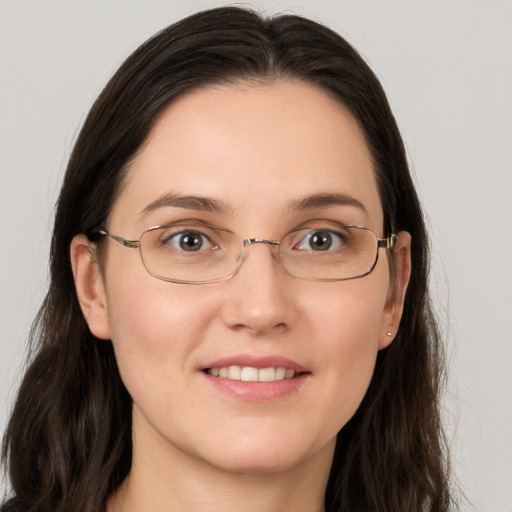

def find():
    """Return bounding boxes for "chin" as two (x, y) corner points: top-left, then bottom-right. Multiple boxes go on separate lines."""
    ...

(209, 452), (306, 475)
(200, 433), (334, 476)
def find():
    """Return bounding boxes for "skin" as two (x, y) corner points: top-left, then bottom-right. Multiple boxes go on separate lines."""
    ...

(71, 80), (411, 512)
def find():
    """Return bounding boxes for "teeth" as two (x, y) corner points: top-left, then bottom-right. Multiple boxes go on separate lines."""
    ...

(241, 367), (259, 382)
(275, 367), (286, 380)
(208, 366), (296, 382)
(258, 367), (276, 382)
(227, 365), (241, 380)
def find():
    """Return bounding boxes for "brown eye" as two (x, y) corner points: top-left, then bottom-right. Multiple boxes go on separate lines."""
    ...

(309, 231), (333, 251)
(165, 230), (212, 252)
(295, 230), (343, 252)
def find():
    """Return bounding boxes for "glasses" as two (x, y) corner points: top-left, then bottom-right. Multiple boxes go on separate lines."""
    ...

(99, 224), (397, 284)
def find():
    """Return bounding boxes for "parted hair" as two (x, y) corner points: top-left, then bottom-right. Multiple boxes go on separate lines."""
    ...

(2, 7), (453, 512)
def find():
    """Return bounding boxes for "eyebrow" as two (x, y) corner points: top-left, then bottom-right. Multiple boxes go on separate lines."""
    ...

(139, 193), (233, 218)
(288, 193), (368, 215)
(139, 191), (367, 219)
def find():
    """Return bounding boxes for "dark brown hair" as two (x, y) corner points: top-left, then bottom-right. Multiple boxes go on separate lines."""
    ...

(2, 7), (453, 512)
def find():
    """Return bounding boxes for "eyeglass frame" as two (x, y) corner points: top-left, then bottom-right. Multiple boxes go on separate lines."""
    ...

(98, 225), (398, 285)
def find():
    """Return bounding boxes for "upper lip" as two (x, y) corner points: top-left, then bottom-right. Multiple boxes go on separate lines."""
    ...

(202, 354), (308, 373)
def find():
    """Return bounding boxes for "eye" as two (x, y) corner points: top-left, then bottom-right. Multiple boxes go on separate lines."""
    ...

(294, 229), (344, 252)
(164, 230), (214, 252)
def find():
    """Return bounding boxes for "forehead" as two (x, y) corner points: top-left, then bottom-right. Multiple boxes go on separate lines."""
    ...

(112, 80), (383, 231)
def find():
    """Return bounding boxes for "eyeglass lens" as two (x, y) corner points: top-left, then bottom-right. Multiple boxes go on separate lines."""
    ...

(138, 224), (380, 283)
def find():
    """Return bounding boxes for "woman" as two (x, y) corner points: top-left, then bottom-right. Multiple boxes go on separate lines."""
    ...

(1, 6), (453, 512)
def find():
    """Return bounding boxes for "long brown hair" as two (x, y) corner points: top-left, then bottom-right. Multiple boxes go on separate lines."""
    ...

(2, 7), (453, 511)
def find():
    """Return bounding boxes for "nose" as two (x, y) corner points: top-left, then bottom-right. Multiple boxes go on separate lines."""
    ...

(220, 240), (298, 336)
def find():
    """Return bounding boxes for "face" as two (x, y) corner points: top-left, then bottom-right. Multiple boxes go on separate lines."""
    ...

(75, 80), (409, 478)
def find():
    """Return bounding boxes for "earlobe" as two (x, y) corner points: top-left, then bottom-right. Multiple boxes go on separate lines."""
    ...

(70, 234), (111, 340)
(379, 231), (412, 349)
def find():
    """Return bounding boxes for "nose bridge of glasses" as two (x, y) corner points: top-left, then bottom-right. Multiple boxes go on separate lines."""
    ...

(237, 237), (281, 263)
(244, 238), (280, 247)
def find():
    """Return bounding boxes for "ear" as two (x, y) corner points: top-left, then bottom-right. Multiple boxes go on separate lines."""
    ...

(379, 231), (412, 349)
(70, 234), (111, 340)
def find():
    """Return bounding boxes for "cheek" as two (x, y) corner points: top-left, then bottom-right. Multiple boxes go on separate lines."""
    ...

(306, 270), (388, 351)
(305, 274), (388, 423)
(103, 269), (219, 397)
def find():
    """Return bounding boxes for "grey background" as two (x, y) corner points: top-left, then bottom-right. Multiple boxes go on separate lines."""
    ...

(1, 1), (511, 510)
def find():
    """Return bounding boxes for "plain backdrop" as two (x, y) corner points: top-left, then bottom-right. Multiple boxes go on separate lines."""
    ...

(1, 1), (511, 510)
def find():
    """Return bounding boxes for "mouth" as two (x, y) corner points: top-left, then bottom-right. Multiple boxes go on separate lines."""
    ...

(204, 365), (307, 382)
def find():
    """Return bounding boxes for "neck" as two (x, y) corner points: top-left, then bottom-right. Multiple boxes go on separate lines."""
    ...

(108, 415), (334, 512)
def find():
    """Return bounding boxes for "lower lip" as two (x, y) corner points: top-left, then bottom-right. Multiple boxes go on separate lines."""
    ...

(202, 372), (310, 401)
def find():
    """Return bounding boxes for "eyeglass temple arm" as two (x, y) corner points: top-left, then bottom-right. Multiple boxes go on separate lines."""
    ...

(378, 233), (397, 249)
(98, 230), (140, 249)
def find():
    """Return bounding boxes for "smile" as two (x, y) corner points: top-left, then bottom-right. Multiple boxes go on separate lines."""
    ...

(202, 357), (310, 400)
(206, 366), (299, 382)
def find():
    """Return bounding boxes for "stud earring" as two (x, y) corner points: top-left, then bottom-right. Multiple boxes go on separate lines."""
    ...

(387, 331), (393, 337)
